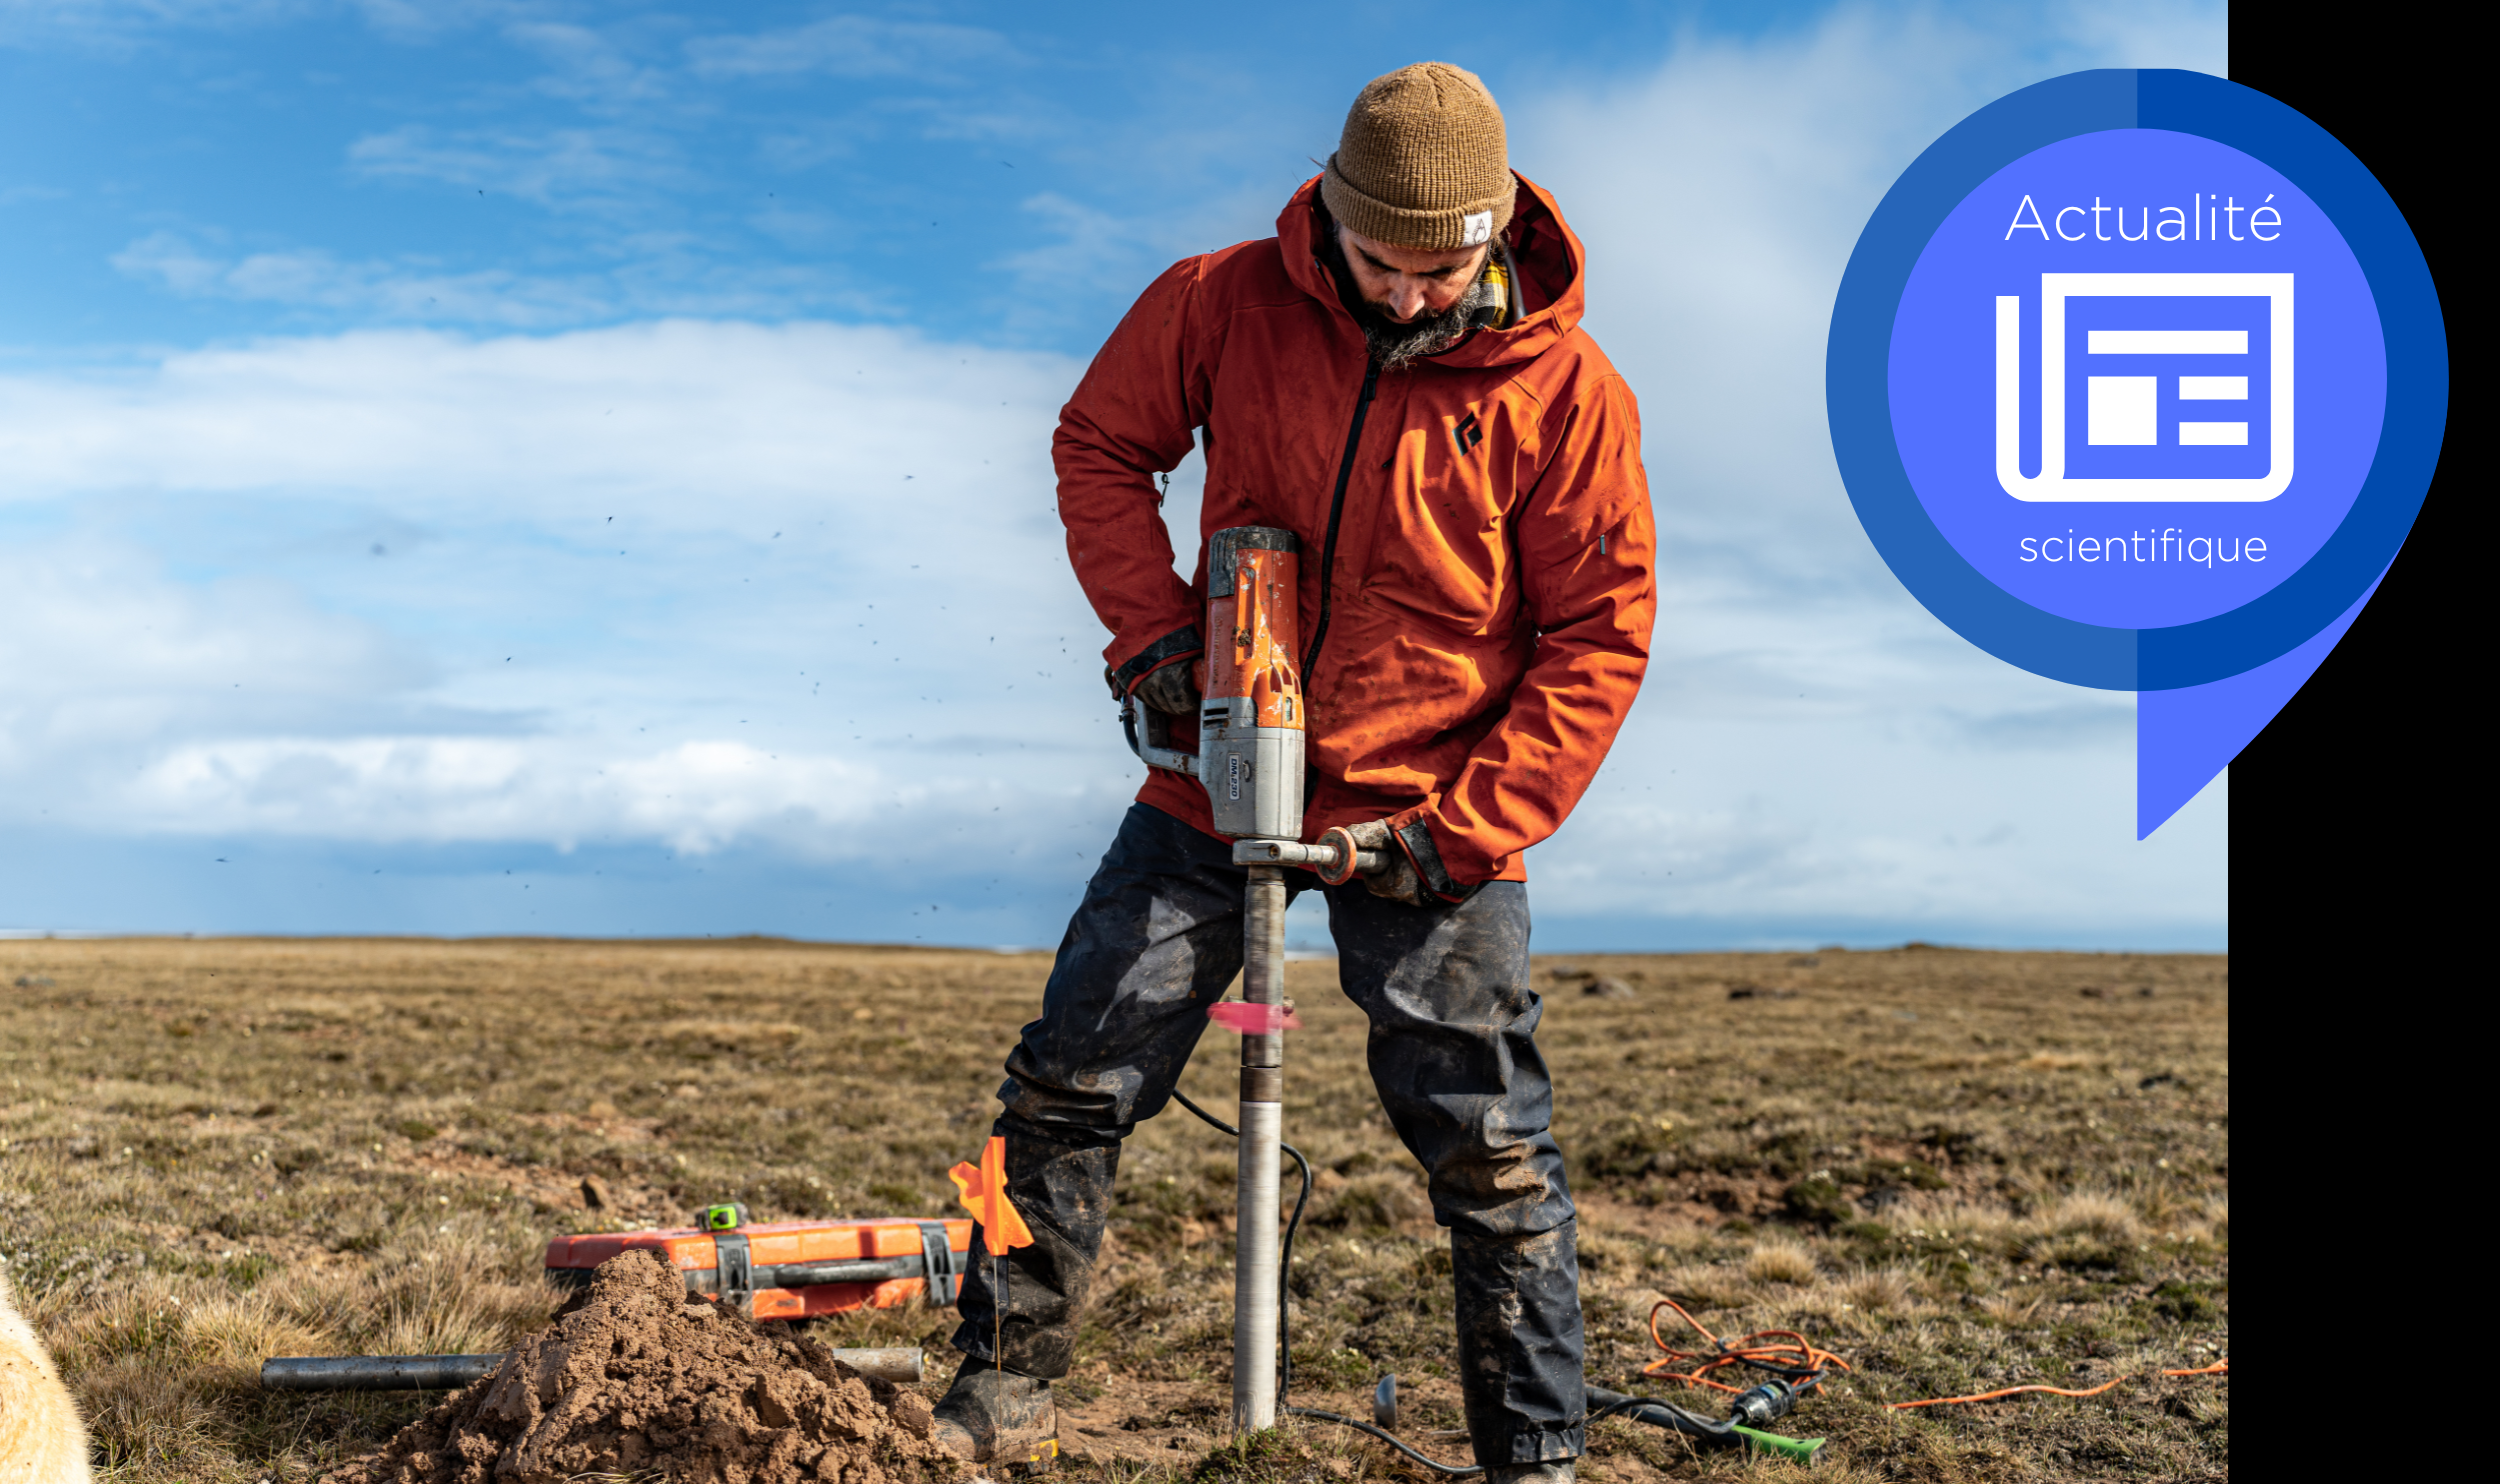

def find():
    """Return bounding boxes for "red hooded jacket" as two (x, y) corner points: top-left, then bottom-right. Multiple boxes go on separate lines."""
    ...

(1056, 173), (1654, 892)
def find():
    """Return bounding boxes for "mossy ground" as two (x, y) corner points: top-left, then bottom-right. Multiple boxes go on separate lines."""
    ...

(2, 938), (2225, 1481)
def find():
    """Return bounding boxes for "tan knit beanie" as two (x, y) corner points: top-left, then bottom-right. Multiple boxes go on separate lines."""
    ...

(1322, 62), (1513, 252)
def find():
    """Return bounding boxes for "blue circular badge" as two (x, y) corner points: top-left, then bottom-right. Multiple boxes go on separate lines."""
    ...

(1828, 70), (2445, 690)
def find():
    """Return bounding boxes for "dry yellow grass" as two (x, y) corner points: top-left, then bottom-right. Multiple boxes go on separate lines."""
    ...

(1743, 1239), (1819, 1287)
(2, 937), (2228, 1482)
(1834, 1266), (1921, 1316)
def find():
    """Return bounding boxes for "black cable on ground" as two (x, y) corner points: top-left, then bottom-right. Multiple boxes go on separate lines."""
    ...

(1172, 1089), (1487, 1475)
(1585, 1391), (1735, 1440)
(1281, 1408), (1485, 1477)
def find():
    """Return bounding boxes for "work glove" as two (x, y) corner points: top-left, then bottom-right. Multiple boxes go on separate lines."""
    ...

(1132, 661), (1201, 717)
(1342, 819), (1432, 907)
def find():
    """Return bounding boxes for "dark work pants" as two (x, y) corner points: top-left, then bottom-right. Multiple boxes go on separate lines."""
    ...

(951, 803), (1585, 1467)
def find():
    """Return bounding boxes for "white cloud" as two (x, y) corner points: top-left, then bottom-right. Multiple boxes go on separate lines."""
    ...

(109, 228), (886, 327)
(127, 736), (889, 853)
(99, 716), (1138, 876)
(0, 532), (453, 848)
(2046, 0), (2233, 66)
(684, 15), (1015, 82)
(111, 230), (614, 325)
(504, 19), (673, 108)
(0, 1), (312, 46)
(345, 1), (509, 43)
(994, 193), (1172, 309)
(0, 318), (1125, 877)
(348, 123), (687, 210)
(0, 318), (1078, 524)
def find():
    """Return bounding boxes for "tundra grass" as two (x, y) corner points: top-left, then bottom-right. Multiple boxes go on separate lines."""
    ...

(1, 938), (2226, 1482)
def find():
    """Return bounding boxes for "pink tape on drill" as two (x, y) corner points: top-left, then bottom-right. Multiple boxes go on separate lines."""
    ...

(1206, 1001), (1303, 1034)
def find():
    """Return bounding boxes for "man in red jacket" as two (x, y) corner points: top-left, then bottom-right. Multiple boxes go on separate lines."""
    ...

(936, 63), (1654, 1482)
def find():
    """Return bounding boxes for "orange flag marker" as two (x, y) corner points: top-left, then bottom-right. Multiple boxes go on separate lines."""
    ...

(949, 1134), (1034, 1251)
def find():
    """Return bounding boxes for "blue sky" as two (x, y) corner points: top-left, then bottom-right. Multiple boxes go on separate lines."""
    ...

(0, 0), (2229, 949)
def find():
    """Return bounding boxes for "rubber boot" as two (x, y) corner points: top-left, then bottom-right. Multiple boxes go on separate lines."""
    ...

(931, 1360), (1059, 1475)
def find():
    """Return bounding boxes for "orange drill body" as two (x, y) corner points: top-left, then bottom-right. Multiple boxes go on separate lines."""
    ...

(1196, 529), (1306, 839)
(1123, 527), (1310, 842)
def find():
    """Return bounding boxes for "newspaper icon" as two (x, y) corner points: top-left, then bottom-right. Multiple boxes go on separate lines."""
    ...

(1995, 272), (2294, 501)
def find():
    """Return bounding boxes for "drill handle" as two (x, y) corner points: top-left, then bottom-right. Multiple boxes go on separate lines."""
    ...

(1230, 832), (1388, 882)
(1122, 695), (1200, 777)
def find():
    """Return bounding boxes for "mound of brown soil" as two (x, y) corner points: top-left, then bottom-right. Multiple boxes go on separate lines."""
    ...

(327, 1249), (962, 1484)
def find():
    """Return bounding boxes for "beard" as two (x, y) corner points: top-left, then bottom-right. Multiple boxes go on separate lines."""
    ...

(1354, 294), (1480, 370)
(1320, 223), (1497, 370)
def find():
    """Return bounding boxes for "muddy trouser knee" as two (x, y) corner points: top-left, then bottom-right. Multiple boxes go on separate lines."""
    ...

(1332, 880), (1585, 1469)
(951, 804), (1265, 1378)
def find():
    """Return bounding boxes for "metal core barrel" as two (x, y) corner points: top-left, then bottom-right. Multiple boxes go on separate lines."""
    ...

(262, 1354), (503, 1391)
(1233, 862), (1288, 1434)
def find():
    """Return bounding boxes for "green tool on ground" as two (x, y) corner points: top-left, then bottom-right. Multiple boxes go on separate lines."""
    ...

(1729, 1424), (1825, 1465)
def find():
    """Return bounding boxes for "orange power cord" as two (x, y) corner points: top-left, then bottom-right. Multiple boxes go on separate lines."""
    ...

(1644, 1297), (2228, 1411)
(1642, 1296), (1854, 1395)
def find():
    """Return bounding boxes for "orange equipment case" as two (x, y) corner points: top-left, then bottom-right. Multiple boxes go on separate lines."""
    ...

(545, 1216), (974, 1323)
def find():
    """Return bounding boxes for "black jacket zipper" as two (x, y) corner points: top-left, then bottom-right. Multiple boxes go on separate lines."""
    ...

(1300, 356), (1382, 681)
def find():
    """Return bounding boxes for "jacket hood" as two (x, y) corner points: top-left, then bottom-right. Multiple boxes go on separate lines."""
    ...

(1277, 169), (1587, 370)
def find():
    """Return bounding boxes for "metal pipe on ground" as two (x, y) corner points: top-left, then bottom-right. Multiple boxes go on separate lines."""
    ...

(261, 1346), (926, 1391)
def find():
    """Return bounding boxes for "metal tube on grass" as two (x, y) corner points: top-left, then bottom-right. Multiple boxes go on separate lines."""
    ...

(263, 1347), (927, 1391)
(1233, 862), (1286, 1433)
